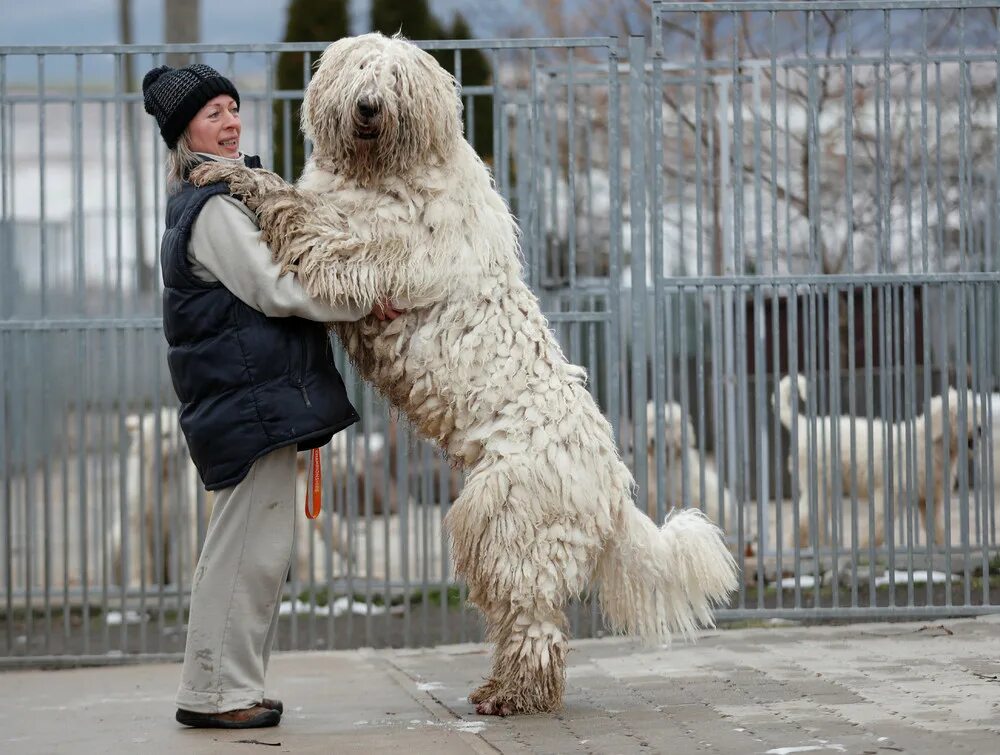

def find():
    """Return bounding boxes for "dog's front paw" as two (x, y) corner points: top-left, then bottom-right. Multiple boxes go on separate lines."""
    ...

(188, 162), (261, 204)
(469, 681), (515, 716)
(188, 161), (244, 188)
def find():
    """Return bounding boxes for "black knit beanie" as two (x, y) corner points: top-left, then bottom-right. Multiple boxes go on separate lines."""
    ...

(142, 63), (240, 150)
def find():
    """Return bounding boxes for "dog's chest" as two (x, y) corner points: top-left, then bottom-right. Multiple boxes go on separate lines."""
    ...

(306, 173), (428, 235)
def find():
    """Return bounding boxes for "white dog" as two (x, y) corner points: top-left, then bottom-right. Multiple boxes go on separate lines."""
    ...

(117, 408), (364, 588)
(644, 401), (734, 532)
(191, 33), (737, 715)
(774, 374), (975, 549)
(114, 406), (203, 587)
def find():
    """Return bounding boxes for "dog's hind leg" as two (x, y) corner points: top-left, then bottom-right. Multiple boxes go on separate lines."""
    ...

(445, 468), (591, 715)
(469, 597), (568, 716)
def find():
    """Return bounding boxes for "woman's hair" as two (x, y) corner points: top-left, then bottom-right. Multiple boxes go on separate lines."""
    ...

(166, 130), (200, 193)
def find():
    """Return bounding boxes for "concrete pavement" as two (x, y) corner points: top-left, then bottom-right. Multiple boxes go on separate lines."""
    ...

(3, 616), (1000, 754)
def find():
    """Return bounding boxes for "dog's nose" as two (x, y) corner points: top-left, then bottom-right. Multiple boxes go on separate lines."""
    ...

(357, 98), (379, 119)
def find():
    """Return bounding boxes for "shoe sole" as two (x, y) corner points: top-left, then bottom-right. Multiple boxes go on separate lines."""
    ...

(175, 708), (281, 729)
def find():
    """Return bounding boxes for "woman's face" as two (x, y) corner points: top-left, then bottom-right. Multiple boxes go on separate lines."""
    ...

(186, 94), (240, 158)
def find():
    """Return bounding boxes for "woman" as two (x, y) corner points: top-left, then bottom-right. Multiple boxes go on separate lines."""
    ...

(142, 63), (398, 729)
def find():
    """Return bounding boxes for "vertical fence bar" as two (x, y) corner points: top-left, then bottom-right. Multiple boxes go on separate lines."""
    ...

(956, 8), (973, 608)
(861, 281), (875, 605)
(99, 97), (110, 316)
(36, 56), (47, 318)
(362, 391), (374, 648)
(629, 35), (649, 513)
(974, 284), (990, 605)
(114, 54), (124, 318)
(567, 51), (578, 290)
(115, 326), (128, 653)
(399, 424), (411, 647)
(25, 332), (38, 646)
(528, 50), (543, 292)
(98, 329), (109, 654)
(830, 285), (842, 608)
(877, 11), (897, 601)
(751, 58), (768, 596)
(919, 7), (936, 608)
(608, 38), (622, 447)
(729, 12), (749, 580)
(60, 328), (71, 648)
(768, 12), (784, 601)
(302, 51), (313, 169)
(34, 55), (51, 653)
(650, 38), (666, 525)
(0, 327), (11, 657)
(491, 48), (503, 199)
(845, 9), (861, 608)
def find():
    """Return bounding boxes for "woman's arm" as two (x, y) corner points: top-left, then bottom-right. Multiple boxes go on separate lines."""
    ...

(189, 161), (445, 311)
(190, 194), (368, 322)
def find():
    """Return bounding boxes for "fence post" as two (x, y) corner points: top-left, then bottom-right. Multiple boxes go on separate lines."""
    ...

(628, 35), (649, 511)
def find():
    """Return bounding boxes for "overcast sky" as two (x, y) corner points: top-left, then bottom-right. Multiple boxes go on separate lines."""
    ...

(0, 0), (497, 46)
(0, 0), (512, 85)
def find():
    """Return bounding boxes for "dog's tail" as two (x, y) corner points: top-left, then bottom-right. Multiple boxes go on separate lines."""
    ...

(774, 374), (808, 432)
(593, 505), (738, 643)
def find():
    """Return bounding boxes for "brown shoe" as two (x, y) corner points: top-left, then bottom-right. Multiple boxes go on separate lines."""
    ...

(175, 704), (280, 729)
(260, 698), (283, 714)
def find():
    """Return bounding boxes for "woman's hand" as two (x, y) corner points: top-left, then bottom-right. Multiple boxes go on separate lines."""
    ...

(372, 297), (404, 321)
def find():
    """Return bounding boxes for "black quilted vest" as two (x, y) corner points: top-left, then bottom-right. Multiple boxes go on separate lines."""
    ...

(160, 155), (359, 490)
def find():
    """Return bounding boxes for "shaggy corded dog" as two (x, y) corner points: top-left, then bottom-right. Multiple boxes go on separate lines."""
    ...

(191, 33), (737, 716)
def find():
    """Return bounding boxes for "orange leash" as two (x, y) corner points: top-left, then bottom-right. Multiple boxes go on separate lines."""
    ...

(305, 447), (322, 519)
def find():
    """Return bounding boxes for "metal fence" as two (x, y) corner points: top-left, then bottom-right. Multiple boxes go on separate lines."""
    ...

(2, 0), (999, 665)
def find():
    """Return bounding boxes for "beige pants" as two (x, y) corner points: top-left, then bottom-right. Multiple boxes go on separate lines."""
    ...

(175, 445), (297, 713)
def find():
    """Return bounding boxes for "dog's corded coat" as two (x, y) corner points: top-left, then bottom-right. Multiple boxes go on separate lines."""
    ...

(190, 32), (738, 716)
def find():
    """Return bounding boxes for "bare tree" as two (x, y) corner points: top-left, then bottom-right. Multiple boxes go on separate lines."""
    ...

(495, 1), (993, 276)
(740, 9), (994, 274)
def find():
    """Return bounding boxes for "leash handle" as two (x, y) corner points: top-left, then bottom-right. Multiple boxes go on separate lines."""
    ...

(305, 447), (322, 519)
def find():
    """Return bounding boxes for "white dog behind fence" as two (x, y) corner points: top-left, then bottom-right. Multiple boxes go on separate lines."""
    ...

(644, 400), (735, 535)
(113, 407), (356, 590)
(111, 406), (203, 588)
(774, 374), (978, 550)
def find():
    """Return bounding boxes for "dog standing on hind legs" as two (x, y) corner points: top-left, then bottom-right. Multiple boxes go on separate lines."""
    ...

(191, 32), (738, 715)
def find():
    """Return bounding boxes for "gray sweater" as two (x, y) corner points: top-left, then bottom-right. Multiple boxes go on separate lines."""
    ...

(188, 153), (366, 323)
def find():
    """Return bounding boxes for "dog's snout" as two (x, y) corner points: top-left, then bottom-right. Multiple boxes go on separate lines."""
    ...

(357, 98), (380, 119)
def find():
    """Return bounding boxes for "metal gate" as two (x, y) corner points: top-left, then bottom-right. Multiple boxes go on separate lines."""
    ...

(644, 1), (1000, 622)
(2, 0), (999, 665)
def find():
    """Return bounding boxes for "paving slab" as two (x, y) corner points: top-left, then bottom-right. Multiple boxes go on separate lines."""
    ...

(2, 617), (1000, 754)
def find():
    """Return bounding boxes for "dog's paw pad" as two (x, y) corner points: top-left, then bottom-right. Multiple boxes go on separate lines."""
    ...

(475, 698), (514, 717)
